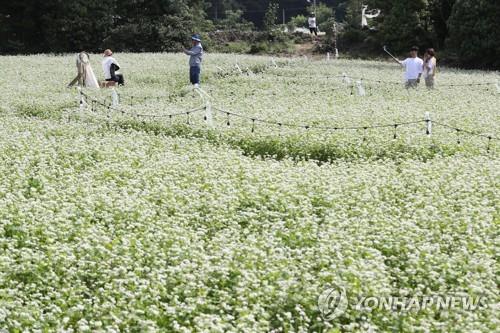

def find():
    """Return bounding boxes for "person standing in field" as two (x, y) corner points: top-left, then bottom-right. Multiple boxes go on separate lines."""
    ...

(398, 46), (423, 89)
(101, 49), (124, 87)
(308, 14), (318, 37)
(183, 34), (203, 88)
(67, 51), (99, 88)
(423, 48), (437, 89)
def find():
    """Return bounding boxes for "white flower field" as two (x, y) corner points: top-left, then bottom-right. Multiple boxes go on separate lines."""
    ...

(0, 54), (498, 332)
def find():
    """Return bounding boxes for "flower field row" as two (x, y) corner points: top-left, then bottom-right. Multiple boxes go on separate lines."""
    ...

(0, 54), (498, 332)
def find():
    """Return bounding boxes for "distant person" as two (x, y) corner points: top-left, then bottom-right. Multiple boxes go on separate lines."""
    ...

(101, 49), (124, 87)
(67, 51), (99, 88)
(398, 46), (423, 88)
(183, 34), (203, 88)
(308, 14), (318, 36)
(423, 48), (437, 89)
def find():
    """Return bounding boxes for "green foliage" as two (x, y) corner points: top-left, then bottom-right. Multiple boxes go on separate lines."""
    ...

(345, 0), (363, 27)
(316, 17), (339, 52)
(207, 30), (294, 55)
(216, 9), (254, 31)
(0, 0), (499, 69)
(428, 0), (456, 48)
(446, 0), (500, 69)
(365, 0), (432, 54)
(287, 14), (307, 31)
(0, 0), (211, 53)
(263, 0), (279, 31)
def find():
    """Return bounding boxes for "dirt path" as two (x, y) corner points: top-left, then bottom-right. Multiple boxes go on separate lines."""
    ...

(293, 37), (328, 60)
(294, 41), (315, 56)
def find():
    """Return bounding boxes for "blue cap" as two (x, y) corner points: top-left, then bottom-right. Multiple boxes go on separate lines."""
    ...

(191, 34), (201, 42)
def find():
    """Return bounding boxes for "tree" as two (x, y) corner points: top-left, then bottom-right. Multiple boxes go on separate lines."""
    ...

(263, 1), (279, 31)
(37, 0), (115, 52)
(428, 0), (456, 49)
(446, 0), (500, 69)
(216, 10), (255, 31)
(0, 0), (212, 54)
(365, 0), (432, 53)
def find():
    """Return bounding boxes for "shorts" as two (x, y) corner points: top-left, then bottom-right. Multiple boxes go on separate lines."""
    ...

(190, 66), (201, 85)
(425, 76), (434, 89)
(405, 79), (419, 89)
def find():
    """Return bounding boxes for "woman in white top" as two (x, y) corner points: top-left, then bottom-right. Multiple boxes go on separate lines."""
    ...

(67, 51), (99, 88)
(423, 48), (437, 89)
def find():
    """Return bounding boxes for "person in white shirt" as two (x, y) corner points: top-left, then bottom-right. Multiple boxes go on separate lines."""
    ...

(398, 46), (423, 89)
(101, 49), (124, 87)
(423, 48), (437, 89)
(308, 14), (318, 36)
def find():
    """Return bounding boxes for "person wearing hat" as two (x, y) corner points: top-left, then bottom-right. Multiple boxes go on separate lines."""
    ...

(183, 34), (203, 88)
(101, 49), (124, 87)
(398, 46), (423, 89)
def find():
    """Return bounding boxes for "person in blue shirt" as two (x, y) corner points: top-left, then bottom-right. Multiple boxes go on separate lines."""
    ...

(183, 34), (203, 88)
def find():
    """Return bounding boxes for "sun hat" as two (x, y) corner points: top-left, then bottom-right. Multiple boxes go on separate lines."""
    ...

(191, 34), (202, 42)
(103, 49), (113, 56)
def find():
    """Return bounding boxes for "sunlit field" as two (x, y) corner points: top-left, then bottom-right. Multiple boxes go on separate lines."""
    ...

(0, 53), (498, 332)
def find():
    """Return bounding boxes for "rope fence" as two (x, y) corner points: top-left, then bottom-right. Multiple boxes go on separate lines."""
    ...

(79, 89), (204, 121)
(76, 87), (499, 153)
(267, 72), (498, 89)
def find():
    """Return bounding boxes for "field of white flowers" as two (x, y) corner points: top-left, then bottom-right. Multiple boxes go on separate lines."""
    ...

(0, 54), (498, 332)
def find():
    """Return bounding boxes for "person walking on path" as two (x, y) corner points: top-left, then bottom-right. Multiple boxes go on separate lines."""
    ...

(398, 46), (423, 89)
(183, 34), (203, 88)
(308, 14), (318, 37)
(423, 48), (437, 89)
(101, 49), (124, 87)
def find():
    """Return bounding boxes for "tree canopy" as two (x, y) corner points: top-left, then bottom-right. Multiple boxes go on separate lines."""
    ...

(0, 0), (498, 68)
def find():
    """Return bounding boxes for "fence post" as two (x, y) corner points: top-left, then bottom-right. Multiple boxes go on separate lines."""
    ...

(77, 87), (86, 111)
(205, 100), (213, 128)
(357, 80), (366, 96)
(111, 88), (119, 106)
(425, 112), (432, 137)
(342, 73), (351, 85)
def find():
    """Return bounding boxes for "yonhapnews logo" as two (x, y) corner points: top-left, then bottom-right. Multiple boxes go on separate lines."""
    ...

(317, 285), (349, 320)
(318, 286), (489, 321)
